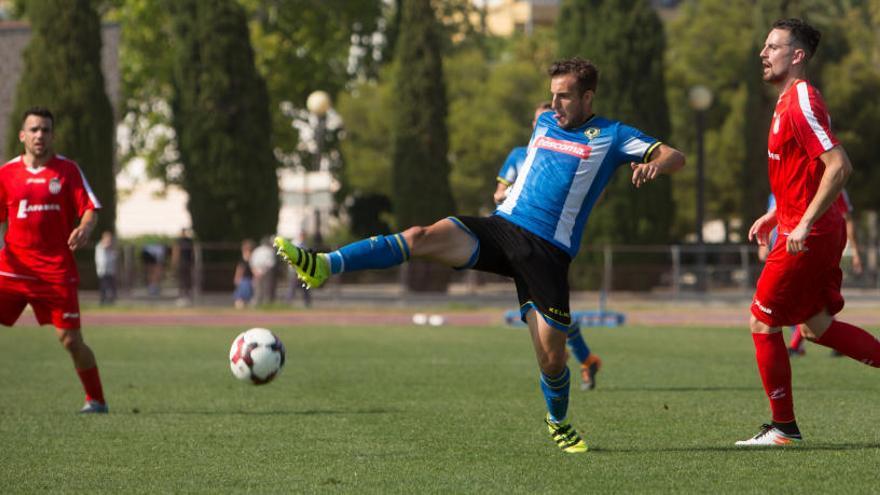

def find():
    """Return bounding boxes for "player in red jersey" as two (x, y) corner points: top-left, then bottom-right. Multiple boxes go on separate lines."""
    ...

(736, 19), (880, 446)
(0, 107), (107, 413)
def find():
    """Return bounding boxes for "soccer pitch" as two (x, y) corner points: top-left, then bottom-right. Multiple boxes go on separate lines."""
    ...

(1, 321), (878, 493)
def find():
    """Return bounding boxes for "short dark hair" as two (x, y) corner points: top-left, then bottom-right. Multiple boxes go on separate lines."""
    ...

(548, 57), (599, 95)
(772, 18), (821, 60)
(535, 101), (552, 111)
(21, 106), (54, 128)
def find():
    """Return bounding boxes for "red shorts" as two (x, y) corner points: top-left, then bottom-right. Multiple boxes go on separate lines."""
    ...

(0, 276), (81, 330)
(751, 225), (846, 327)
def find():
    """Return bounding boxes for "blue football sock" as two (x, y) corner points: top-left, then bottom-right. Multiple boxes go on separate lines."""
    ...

(567, 323), (591, 363)
(326, 234), (410, 274)
(540, 367), (571, 423)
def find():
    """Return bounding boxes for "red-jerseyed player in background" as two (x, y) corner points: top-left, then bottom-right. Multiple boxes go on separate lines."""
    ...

(737, 19), (880, 446)
(0, 107), (107, 413)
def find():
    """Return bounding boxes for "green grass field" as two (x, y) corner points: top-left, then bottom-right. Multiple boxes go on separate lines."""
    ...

(1, 321), (878, 493)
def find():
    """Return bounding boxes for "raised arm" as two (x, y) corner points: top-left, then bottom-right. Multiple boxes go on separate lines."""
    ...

(630, 144), (686, 188)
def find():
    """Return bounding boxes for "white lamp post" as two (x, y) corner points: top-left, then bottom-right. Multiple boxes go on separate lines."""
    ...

(689, 85), (713, 290)
(305, 90), (332, 245)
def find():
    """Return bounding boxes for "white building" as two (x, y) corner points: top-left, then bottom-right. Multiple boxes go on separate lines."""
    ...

(115, 160), (335, 240)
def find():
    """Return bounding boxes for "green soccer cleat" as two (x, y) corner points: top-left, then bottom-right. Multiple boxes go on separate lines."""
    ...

(273, 236), (330, 289)
(545, 415), (588, 453)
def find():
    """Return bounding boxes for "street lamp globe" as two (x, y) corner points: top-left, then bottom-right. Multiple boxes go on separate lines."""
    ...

(688, 85), (713, 111)
(306, 90), (332, 117)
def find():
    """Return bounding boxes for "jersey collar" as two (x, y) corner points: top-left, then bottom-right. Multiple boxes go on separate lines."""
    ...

(570, 114), (597, 132)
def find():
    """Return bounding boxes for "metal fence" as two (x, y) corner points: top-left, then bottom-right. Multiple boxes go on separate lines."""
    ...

(75, 241), (875, 304)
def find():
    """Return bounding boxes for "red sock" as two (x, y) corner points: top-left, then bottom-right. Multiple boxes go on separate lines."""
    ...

(76, 367), (106, 404)
(789, 325), (803, 350)
(816, 320), (880, 367)
(752, 332), (795, 423)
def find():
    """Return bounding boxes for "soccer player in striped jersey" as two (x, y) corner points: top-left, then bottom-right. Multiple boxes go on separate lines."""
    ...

(496, 101), (602, 391)
(0, 107), (107, 413)
(737, 19), (880, 447)
(276, 57), (685, 453)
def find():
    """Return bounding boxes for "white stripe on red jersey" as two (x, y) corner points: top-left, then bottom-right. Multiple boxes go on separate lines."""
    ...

(795, 82), (834, 152)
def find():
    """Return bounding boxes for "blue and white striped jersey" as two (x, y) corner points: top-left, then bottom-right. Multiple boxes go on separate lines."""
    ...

(495, 111), (661, 258)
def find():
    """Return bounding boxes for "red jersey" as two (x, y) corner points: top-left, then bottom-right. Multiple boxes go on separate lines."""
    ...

(0, 155), (100, 284)
(767, 79), (842, 234)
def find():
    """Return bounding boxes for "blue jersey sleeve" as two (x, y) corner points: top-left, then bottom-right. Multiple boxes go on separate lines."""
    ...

(616, 124), (661, 164)
(767, 194), (776, 213)
(497, 147), (526, 185)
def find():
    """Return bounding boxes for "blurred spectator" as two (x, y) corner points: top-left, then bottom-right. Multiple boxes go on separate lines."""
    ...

(94, 231), (117, 305)
(250, 236), (277, 306)
(234, 239), (255, 309)
(141, 242), (167, 296)
(172, 228), (195, 304)
(287, 265), (313, 307)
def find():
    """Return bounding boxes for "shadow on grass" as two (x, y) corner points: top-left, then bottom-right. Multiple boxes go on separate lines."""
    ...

(595, 386), (834, 393)
(131, 407), (398, 416)
(591, 442), (880, 453)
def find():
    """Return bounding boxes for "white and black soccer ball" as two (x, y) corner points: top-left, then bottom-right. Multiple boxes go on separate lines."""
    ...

(229, 328), (286, 385)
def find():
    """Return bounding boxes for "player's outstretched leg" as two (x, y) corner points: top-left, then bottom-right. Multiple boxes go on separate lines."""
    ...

(567, 322), (601, 390)
(275, 233), (412, 289)
(274, 237), (331, 289)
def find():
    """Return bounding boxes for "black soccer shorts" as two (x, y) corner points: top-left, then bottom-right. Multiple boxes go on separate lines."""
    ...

(451, 215), (572, 331)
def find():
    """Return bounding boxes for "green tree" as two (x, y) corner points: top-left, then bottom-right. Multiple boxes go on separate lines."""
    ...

(820, 1), (880, 212)
(665, 0), (856, 241)
(336, 66), (396, 236)
(6, 0), (117, 235)
(105, 0), (178, 182)
(446, 39), (549, 215)
(558, 0), (675, 245)
(338, 26), (554, 236)
(557, 0), (601, 58)
(169, 0), (278, 242)
(666, 1), (773, 241)
(239, 1), (383, 160)
(391, 0), (455, 291)
(108, 0), (383, 184)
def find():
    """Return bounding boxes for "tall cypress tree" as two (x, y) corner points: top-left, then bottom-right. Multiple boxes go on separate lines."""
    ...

(170, 0), (279, 242)
(557, 0), (601, 58)
(6, 0), (116, 235)
(390, 0), (455, 291)
(558, 0), (675, 245)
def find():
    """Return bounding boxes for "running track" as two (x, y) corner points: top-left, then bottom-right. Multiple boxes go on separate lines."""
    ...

(13, 306), (880, 328)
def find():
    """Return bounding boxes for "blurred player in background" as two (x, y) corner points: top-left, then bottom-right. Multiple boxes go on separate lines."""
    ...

(496, 100), (602, 391)
(0, 107), (107, 413)
(493, 102), (551, 205)
(277, 57), (685, 453)
(738, 19), (880, 447)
